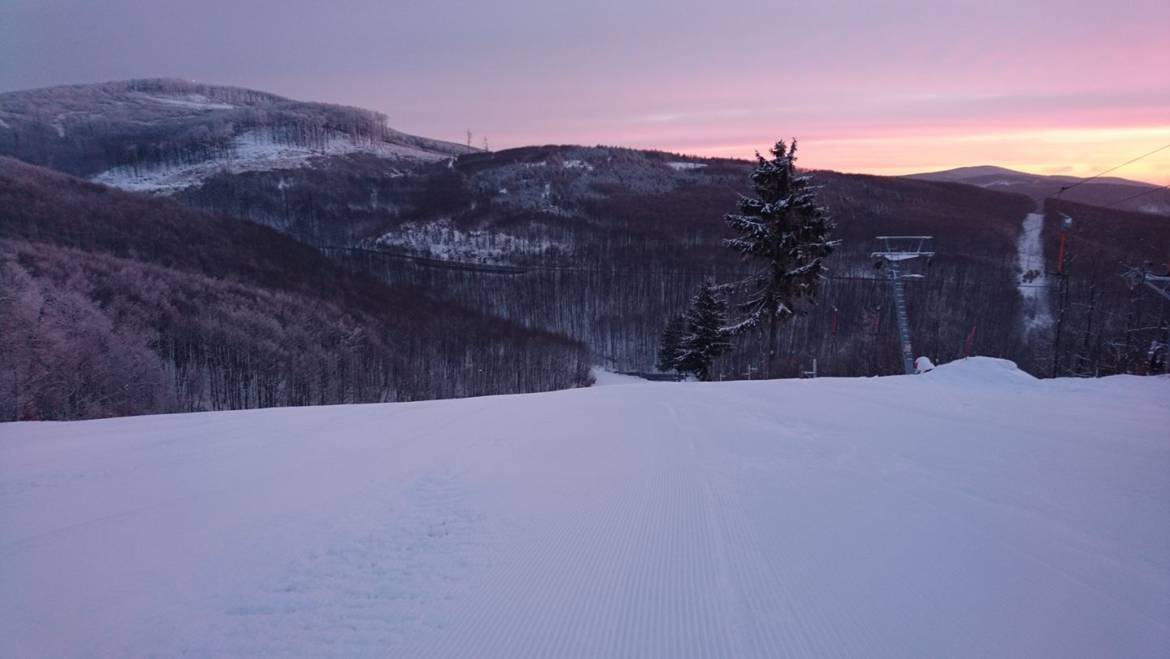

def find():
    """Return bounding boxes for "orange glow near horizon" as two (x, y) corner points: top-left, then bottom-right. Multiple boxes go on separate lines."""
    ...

(676, 125), (1170, 185)
(8, 0), (1167, 187)
(476, 98), (1170, 186)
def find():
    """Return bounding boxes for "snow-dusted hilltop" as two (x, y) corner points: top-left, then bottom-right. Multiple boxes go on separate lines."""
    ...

(3, 358), (1167, 657)
(0, 78), (474, 191)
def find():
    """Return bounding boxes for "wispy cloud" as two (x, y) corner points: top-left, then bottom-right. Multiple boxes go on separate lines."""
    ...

(638, 108), (762, 124)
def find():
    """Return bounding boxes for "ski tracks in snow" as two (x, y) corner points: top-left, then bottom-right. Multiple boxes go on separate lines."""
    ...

(413, 395), (845, 658)
(4, 364), (1166, 657)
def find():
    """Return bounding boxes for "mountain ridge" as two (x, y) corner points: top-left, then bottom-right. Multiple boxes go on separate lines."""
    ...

(0, 78), (475, 186)
(906, 164), (1169, 215)
(907, 164), (1155, 188)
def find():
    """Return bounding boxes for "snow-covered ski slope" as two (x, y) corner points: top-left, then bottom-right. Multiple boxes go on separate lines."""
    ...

(2, 358), (1167, 658)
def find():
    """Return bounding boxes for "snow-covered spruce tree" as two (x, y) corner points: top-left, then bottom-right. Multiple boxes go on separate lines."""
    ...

(676, 282), (732, 381)
(657, 315), (685, 374)
(724, 139), (837, 377)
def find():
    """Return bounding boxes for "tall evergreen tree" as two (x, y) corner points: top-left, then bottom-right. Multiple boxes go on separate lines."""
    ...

(724, 139), (837, 377)
(676, 282), (732, 381)
(657, 315), (685, 373)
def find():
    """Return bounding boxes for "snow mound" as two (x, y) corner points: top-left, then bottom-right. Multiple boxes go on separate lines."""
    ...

(920, 356), (1036, 385)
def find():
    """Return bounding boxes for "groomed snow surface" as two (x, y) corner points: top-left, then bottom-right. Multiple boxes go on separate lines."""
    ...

(2, 358), (1167, 658)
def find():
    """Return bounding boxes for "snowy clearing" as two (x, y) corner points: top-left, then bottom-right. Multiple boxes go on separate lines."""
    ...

(91, 131), (447, 193)
(562, 159), (594, 171)
(1, 358), (1167, 657)
(375, 220), (567, 264)
(668, 161), (708, 171)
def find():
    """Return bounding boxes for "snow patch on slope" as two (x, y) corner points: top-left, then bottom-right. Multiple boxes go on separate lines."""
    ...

(668, 161), (707, 171)
(562, 159), (593, 171)
(588, 367), (645, 386)
(1137, 200), (1170, 215)
(92, 130), (448, 193)
(131, 92), (236, 110)
(375, 220), (567, 264)
(1016, 212), (1053, 335)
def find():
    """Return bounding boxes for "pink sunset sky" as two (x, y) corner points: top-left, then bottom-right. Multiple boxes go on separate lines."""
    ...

(3, 0), (1168, 183)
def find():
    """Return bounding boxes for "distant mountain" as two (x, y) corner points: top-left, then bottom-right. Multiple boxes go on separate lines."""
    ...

(906, 165), (1169, 216)
(0, 157), (588, 420)
(0, 78), (474, 192)
(908, 165), (1151, 187)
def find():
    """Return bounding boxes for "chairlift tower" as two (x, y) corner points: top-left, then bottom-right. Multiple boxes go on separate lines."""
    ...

(1122, 262), (1170, 374)
(871, 236), (935, 375)
(1050, 213), (1074, 377)
(1123, 263), (1170, 302)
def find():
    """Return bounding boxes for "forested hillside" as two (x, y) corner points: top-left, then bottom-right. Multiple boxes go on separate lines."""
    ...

(3, 81), (1167, 382)
(179, 144), (1044, 376)
(106, 137), (1170, 378)
(0, 158), (590, 421)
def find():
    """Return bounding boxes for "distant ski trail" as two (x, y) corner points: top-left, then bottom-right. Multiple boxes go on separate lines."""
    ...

(1017, 211), (1053, 335)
